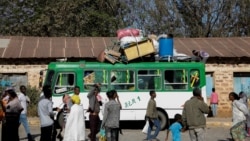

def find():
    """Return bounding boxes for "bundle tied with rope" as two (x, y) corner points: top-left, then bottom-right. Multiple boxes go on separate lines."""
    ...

(97, 27), (156, 64)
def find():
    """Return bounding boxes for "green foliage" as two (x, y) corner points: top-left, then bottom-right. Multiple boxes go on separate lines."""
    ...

(25, 85), (41, 117)
(120, 0), (250, 37)
(0, 0), (128, 37)
(0, 0), (249, 37)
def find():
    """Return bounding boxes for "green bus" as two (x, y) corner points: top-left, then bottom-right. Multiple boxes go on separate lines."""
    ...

(42, 60), (206, 129)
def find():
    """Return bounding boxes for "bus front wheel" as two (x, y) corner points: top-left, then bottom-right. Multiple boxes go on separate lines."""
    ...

(157, 109), (169, 130)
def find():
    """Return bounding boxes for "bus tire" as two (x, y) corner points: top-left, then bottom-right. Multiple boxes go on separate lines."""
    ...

(157, 109), (169, 130)
(56, 111), (64, 129)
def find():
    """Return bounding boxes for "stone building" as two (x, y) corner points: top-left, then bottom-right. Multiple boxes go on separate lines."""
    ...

(0, 36), (250, 117)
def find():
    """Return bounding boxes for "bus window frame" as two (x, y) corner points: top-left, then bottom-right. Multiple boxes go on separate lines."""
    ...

(45, 70), (54, 86)
(83, 69), (109, 91)
(137, 69), (162, 90)
(54, 72), (76, 95)
(110, 69), (135, 91)
(164, 69), (188, 90)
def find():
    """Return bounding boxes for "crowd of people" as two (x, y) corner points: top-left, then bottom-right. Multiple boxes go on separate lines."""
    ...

(164, 88), (250, 141)
(37, 83), (123, 141)
(0, 86), (35, 141)
(0, 83), (122, 141)
(1, 83), (250, 141)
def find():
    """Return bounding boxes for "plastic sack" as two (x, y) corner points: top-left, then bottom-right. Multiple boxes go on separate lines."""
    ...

(117, 28), (140, 40)
(120, 36), (144, 48)
(142, 120), (149, 134)
(99, 128), (106, 141)
(151, 39), (159, 53)
(99, 136), (106, 141)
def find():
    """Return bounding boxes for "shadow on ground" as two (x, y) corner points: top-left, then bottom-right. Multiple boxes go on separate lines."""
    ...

(217, 138), (233, 141)
(19, 133), (40, 141)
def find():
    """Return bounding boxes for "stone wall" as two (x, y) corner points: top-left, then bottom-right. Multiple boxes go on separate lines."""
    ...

(0, 64), (47, 89)
(206, 63), (250, 117)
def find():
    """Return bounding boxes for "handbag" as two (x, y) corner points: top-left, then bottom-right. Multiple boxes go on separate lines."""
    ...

(142, 120), (149, 134)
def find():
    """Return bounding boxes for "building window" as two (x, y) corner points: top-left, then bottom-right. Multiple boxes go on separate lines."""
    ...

(206, 72), (214, 98)
(233, 72), (250, 96)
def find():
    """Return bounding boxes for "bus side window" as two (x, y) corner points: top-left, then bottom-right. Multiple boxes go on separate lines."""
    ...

(190, 69), (200, 88)
(110, 70), (135, 91)
(54, 73), (75, 94)
(138, 70), (161, 90)
(164, 70), (188, 90)
(164, 70), (174, 90)
(83, 70), (108, 91)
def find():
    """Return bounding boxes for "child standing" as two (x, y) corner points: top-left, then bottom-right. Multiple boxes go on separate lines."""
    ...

(165, 114), (184, 141)
(210, 88), (219, 117)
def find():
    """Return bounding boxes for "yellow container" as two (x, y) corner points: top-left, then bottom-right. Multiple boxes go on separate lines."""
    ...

(123, 39), (155, 61)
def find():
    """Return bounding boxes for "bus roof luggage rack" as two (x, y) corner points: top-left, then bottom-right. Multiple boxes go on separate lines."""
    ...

(155, 55), (204, 62)
(97, 37), (209, 64)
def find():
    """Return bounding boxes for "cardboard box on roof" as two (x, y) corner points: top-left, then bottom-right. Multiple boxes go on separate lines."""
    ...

(122, 39), (155, 61)
(105, 54), (116, 64)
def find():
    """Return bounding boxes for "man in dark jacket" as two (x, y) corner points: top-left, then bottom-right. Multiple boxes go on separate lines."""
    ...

(182, 87), (209, 141)
(145, 90), (161, 141)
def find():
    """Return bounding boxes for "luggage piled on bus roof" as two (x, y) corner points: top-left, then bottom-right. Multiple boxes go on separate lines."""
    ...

(97, 27), (209, 64)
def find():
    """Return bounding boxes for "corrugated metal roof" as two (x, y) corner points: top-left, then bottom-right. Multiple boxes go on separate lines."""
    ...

(0, 36), (249, 59)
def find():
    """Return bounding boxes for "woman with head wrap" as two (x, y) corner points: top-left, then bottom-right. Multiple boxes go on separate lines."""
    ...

(63, 94), (86, 141)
